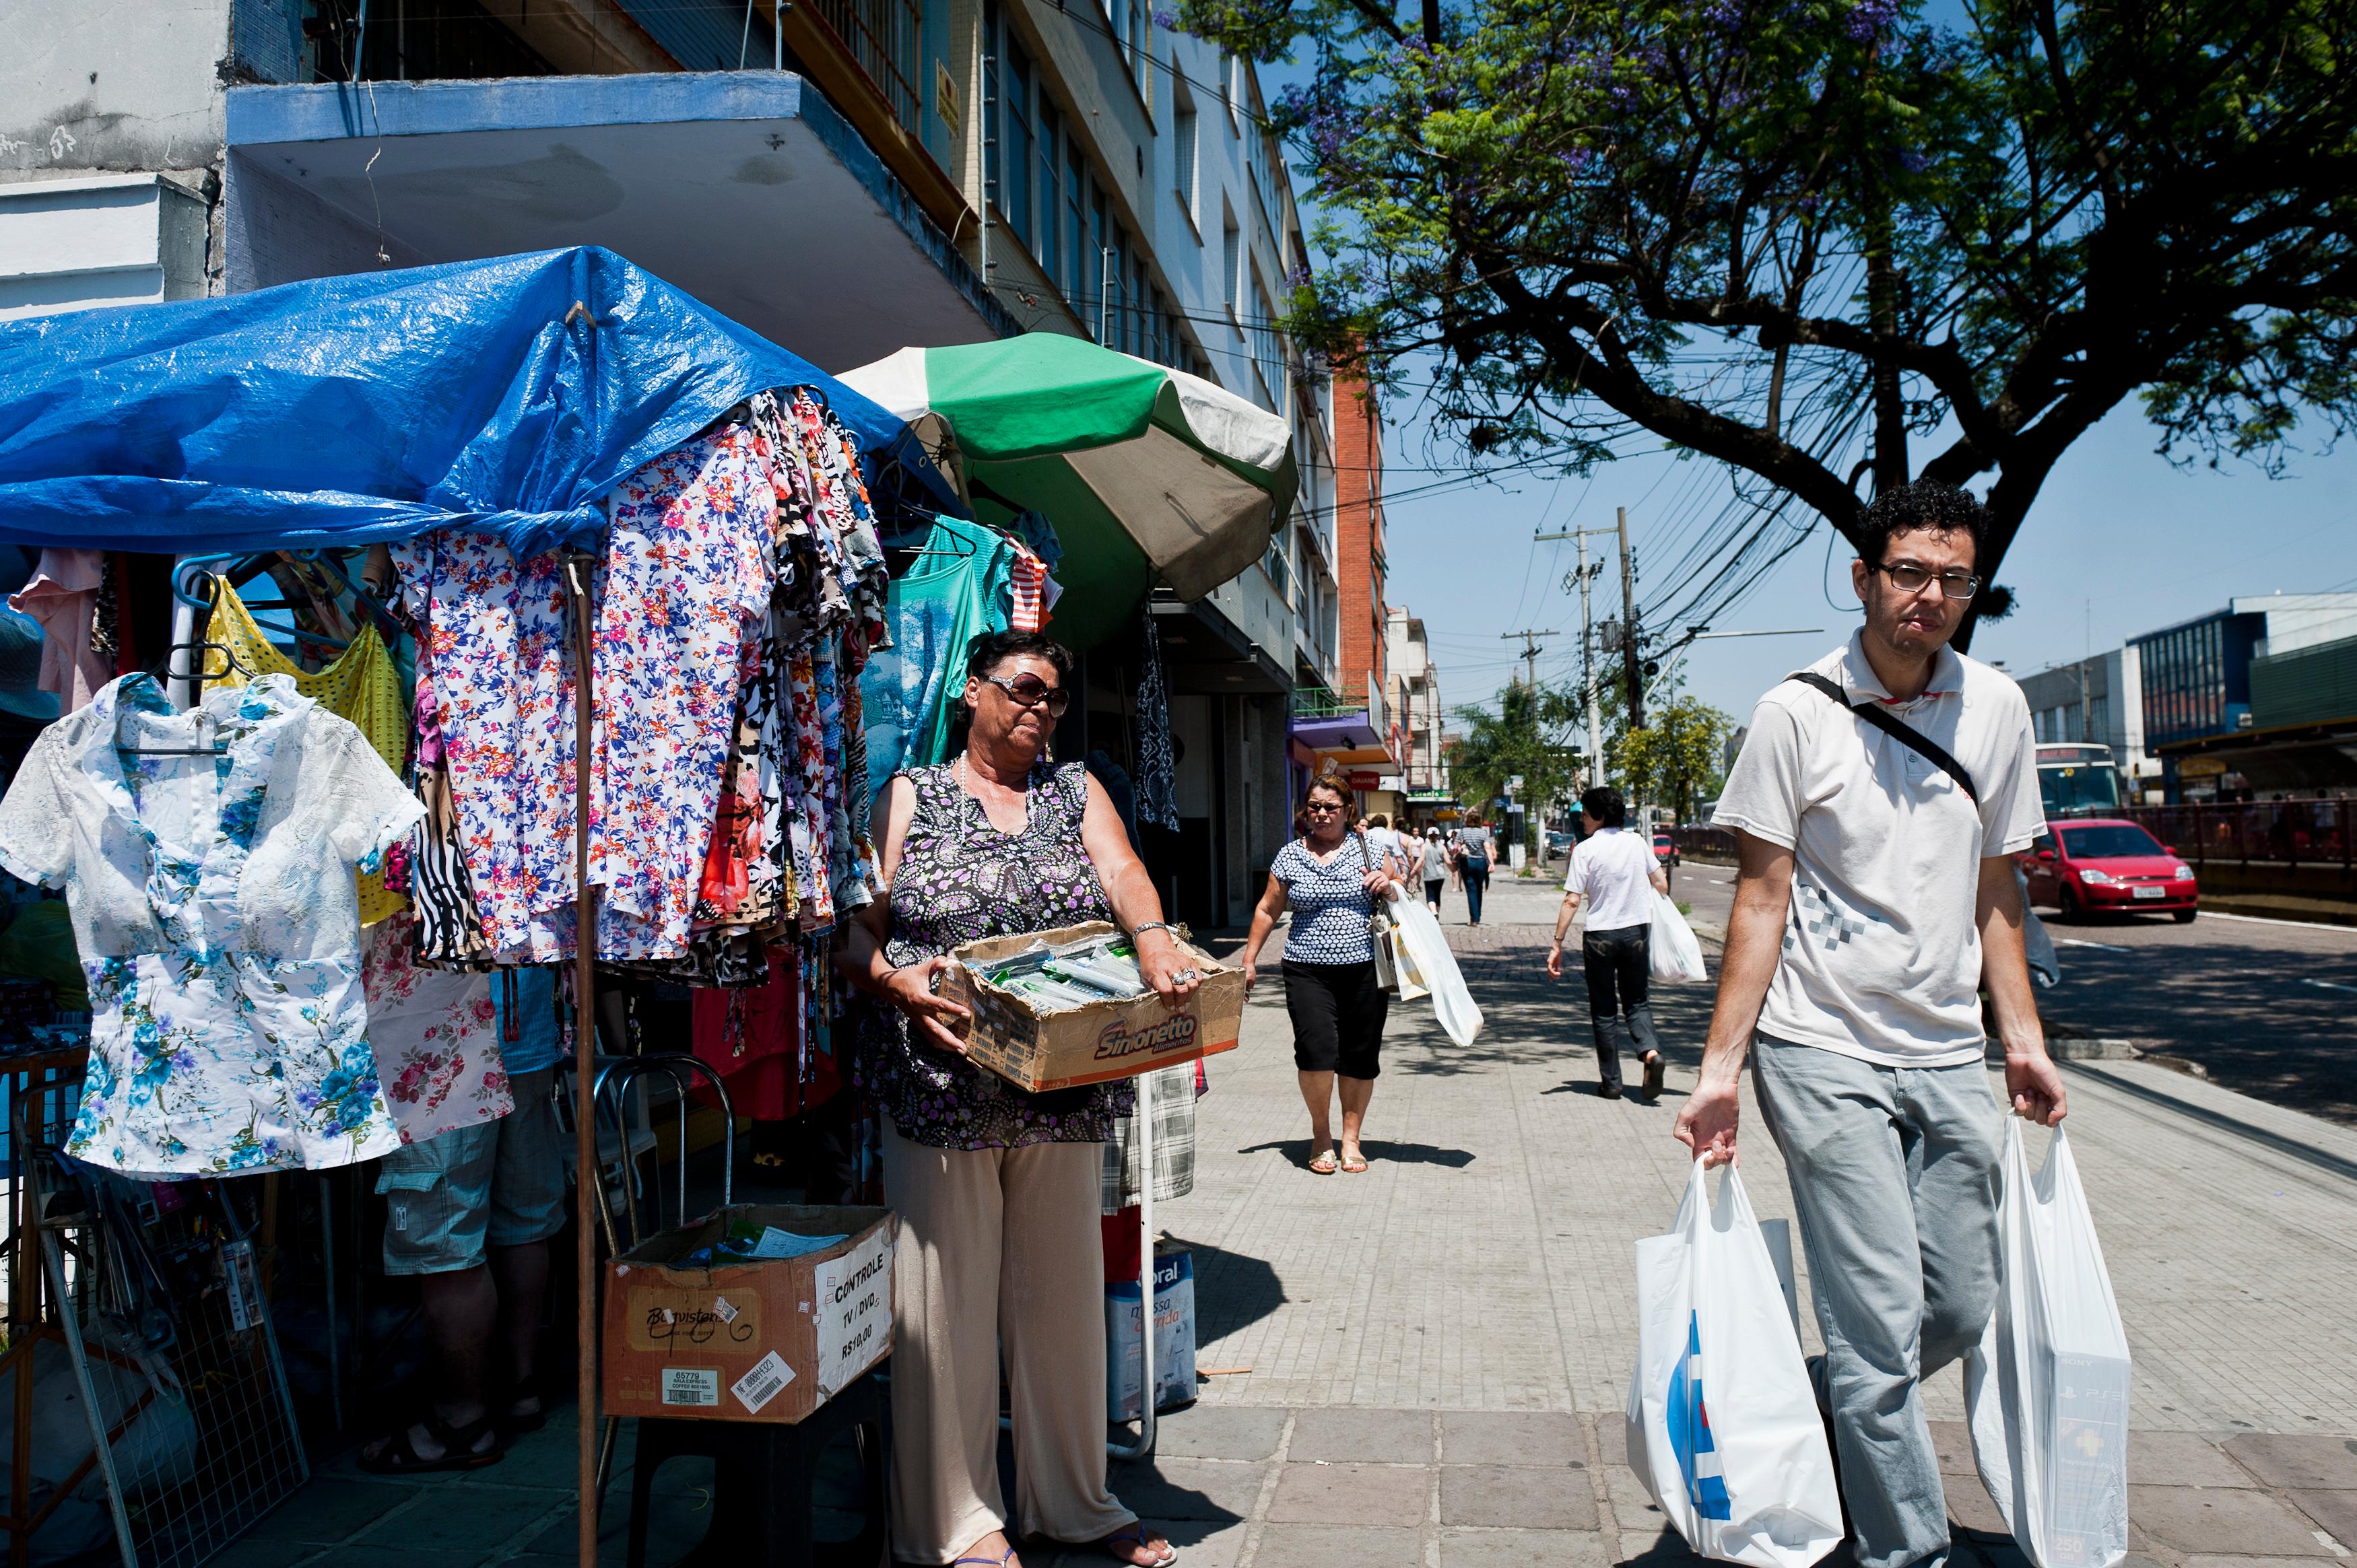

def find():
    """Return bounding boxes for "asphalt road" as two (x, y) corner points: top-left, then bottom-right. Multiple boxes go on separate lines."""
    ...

(1652, 857), (2357, 1126)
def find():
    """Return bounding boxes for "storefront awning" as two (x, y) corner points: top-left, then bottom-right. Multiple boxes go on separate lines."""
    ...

(1288, 712), (1383, 752)
(223, 71), (1008, 372)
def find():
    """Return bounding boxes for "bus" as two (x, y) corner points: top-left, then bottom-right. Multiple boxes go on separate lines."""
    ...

(2036, 742), (2121, 818)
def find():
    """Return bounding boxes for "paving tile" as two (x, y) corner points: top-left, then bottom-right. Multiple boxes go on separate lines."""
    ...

(456, 1423), (592, 1491)
(2134, 1431), (2259, 1489)
(1268, 1461), (1431, 1527)
(350, 1484), (549, 1552)
(1441, 1465), (1600, 1530)
(1595, 1422), (1628, 1470)
(1441, 1412), (1587, 1467)
(1439, 1526), (1616, 1568)
(1152, 1406), (1290, 1461)
(279, 1550), (487, 1568)
(218, 1541), (326, 1568)
(1253, 1524), (1429, 1568)
(1288, 1406), (1435, 1464)
(1612, 1524), (1713, 1567)
(2226, 1436), (2357, 1491)
(2183, 1559), (2354, 1568)
(2289, 1489), (2357, 1550)
(242, 1478), (414, 1544)
(1603, 1465), (1667, 1533)
(1929, 1420), (1979, 1477)
(2128, 1485), (2337, 1556)
(1944, 1476), (2014, 1539)
(1104, 1457), (1268, 1523)
(1028, 1518), (1249, 1568)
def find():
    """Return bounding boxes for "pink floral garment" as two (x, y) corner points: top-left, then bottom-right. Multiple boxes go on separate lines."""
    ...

(394, 427), (773, 961)
(391, 533), (580, 961)
(593, 425), (774, 957)
(360, 912), (512, 1145)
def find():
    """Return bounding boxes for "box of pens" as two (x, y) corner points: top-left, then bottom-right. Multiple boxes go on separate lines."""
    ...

(939, 922), (1245, 1093)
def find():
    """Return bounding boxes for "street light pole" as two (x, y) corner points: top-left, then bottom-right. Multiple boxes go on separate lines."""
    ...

(1618, 506), (1643, 733)
(1536, 523), (1616, 789)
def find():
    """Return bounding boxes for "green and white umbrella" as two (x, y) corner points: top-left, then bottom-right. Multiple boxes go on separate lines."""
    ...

(840, 333), (1298, 649)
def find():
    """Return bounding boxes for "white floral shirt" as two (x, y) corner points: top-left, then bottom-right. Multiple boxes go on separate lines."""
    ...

(0, 673), (424, 1175)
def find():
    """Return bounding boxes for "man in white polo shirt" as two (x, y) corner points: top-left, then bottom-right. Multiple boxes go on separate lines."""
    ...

(1675, 481), (2066, 1568)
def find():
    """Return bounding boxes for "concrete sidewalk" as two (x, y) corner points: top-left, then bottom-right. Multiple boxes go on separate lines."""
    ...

(1117, 870), (2357, 1568)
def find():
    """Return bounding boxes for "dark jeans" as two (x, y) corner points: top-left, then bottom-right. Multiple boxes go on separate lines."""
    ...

(1423, 879), (1444, 909)
(1462, 857), (1490, 923)
(1581, 923), (1661, 1089)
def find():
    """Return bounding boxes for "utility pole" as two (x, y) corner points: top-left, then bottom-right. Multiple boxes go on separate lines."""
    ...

(1537, 522), (1615, 787)
(1498, 627), (1556, 697)
(1618, 506), (1644, 732)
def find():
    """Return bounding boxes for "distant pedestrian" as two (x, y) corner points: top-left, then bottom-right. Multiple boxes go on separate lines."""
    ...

(1546, 786), (1671, 1101)
(1421, 828), (1448, 910)
(1675, 481), (2066, 1568)
(1364, 813), (1407, 879)
(1240, 774), (1405, 1175)
(1453, 817), (1497, 925)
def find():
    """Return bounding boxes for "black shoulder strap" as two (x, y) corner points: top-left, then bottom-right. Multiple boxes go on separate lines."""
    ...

(1787, 671), (1981, 806)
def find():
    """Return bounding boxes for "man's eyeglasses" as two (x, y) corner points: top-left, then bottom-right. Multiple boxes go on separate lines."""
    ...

(1870, 561), (1981, 601)
(983, 672), (1071, 715)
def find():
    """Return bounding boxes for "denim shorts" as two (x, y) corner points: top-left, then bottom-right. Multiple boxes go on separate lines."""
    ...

(378, 1067), (566, 1275)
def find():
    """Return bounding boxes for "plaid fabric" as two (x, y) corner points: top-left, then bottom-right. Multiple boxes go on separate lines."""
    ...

(1100, 1062), (1199, 1211)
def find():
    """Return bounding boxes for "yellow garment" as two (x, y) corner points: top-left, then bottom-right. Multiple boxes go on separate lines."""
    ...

(203, 578), (411, 925)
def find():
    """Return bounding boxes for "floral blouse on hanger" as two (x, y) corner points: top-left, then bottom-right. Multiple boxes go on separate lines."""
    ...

(0, 673), (425, 1175)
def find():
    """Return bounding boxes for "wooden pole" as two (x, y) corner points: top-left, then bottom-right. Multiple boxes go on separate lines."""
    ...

(567, 554), (601, 1568)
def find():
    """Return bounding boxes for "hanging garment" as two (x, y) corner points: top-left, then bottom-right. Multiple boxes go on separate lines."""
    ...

(360, 912), (512, 1145)
(593, 424), (774, 957)
(1008, 544), (1049, 634)
(858, 514), (1014, 802)
(391, 531), (581, 961)
(204, 578), (412, 926)
(1133, 613), (1180, 831)
(0, 673), (423, 1175)
(9, 549), (112, 714)
(397, 426), (774, 963)
(689, 946), (843, 1122)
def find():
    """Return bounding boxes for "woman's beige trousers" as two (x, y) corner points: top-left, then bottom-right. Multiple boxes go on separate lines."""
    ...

(884, 1124), (1137, 1563)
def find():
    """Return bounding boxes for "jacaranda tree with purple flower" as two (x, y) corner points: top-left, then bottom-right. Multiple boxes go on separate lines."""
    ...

(1182, 0), (2357, 645)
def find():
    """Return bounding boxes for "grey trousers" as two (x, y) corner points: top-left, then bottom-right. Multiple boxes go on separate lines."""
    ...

(1752, 1035), (2004, 1568)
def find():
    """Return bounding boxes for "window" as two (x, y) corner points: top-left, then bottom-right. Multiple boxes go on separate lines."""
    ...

(1004, 39), (1034, 250)
(1132, 258), (1149, 355)
(982, 19), (1002, 215)
(1221, 206), (1241, 314)
(1251, 268), (1281, 409)
(1037, 102), (1061, 282)
(1131, 0), (1150, 99)
(1173, 94), (1199, 227)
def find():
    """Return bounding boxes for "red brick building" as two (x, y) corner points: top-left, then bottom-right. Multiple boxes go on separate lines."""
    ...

(1330, 360), (1389, 710)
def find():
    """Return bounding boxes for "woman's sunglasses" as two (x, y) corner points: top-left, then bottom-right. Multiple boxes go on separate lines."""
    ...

(982, 672), (1071, 716)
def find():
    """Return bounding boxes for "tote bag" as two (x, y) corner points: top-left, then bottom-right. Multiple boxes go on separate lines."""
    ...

(1627, 1163), (1843, 1568)
(1964, 1124), (2131, 1568)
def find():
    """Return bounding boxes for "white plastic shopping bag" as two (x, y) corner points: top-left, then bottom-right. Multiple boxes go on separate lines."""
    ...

(1387, 895), (1483, 1046)
(1627, 1162), (1843, 1567)
(1650, 892), (1708, 983)
(1964, 1124), (2131, 1568)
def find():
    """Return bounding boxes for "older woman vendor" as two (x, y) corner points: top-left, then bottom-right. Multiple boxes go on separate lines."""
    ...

(839, 630), (1197, 1568)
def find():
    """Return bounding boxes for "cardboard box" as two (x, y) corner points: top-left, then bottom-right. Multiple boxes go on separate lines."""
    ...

(938, 922), (1245, 1093)
(602, 1204), (894, 1424)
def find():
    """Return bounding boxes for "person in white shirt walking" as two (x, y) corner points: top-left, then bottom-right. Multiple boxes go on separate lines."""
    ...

(1675, 481), (2066, 1568)
(1546, 786), (1671, 1101)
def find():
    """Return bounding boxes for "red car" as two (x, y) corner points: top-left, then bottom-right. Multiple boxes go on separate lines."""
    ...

(1653, 831), (1680, 868)
(2021, 819), (2198, 923)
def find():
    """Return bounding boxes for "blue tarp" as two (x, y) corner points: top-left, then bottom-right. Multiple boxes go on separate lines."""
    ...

(0, 246), (954, 557)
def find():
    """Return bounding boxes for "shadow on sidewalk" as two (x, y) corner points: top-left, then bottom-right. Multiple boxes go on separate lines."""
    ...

(1232, 1138), (1475, 1169)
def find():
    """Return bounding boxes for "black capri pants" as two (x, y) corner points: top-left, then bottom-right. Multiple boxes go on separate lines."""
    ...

(1282, 959), (1391, 1079)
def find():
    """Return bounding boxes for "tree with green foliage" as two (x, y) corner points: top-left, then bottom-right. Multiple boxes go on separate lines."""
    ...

(1445, 679), (1585, 854)
(1185, 0), (2357, 646)
(1614, 695), (1737, 824)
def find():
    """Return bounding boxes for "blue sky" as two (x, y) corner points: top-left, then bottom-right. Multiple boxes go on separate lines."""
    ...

(1382, 400), (2357, 731)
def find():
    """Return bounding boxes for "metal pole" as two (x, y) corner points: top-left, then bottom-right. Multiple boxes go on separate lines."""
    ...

(775, 0), (783, 70)
(567, 555), (603, 1568)
(1108, 1066), (1156, 1462)
(1617, 506), (1642, 732)
(1099, 247), (1115, 345)
(1579, 532), (1600, 788)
